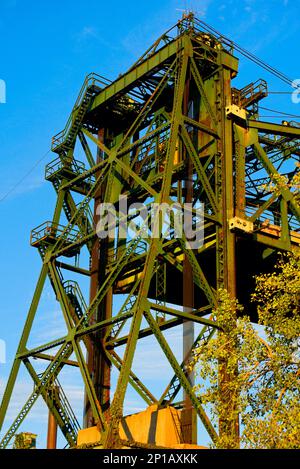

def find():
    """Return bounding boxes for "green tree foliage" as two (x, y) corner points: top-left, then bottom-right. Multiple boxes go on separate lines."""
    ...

(192, 251), (300, 448)
(263, 161), (300, 201)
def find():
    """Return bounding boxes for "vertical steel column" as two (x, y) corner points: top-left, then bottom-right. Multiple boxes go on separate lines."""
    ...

(216, 65), (239, 447)
(234, 127), (246, 218)
(84, 128), (112, 427)
(47, 412), (57, 449)
(181, 70), (197, 444)
(47, 386), (58, 449)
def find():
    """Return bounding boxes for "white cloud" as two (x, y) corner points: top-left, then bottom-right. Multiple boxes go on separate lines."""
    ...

(28, 306), (67, 348)
(31, 324), (67, 344)
(0, 377), (48, 424)
(193, 0), (212, 18)
(73, 25), (118, 53)
(0, 174), (45, 202)
(123, 397), (146, 415)
(0, 374), (85, 448)
(76, 26), (99, 42)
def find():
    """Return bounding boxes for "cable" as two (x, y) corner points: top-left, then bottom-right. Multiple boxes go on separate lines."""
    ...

(259, 115), (300, 119)
(259, 106), (300, 118)
(1, 21), (297, 204)
(0, 149), (51, 203)
(194, 18), (298, 89)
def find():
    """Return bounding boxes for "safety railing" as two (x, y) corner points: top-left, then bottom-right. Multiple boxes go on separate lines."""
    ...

(30, 221), (80, 246)
(232, 79), (267, 108)
(76, 202), (94, 229)
(45, 156), (86, 180)
(53, 378), (81, 433)
(245, 202), (300, 231)
(107, 239), (148, 264)
(245, 203), (280, 225)
(240, 79), (267, 106)
(110, 295), (137, 339)
(44, 377), (81, 444)
(288, 121), (300, 128)
(63, 280), (88, 320)
(51, 72), (112, 151)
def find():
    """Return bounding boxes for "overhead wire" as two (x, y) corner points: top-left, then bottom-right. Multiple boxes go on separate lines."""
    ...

(259, 116), (300, 119)
(0, 149), (51, 203)
(195, 18), (298, 89)
(258, 106), (300, 119)
(2, 18), (299, 203)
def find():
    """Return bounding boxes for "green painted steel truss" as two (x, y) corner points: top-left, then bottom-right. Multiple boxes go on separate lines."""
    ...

(0, 14), (299, 449)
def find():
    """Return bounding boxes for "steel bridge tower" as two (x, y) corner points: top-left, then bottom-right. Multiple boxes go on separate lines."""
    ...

(1, 14), (299, 449)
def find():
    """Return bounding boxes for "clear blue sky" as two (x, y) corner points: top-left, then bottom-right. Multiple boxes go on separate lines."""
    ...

(0, 0), (299, 449)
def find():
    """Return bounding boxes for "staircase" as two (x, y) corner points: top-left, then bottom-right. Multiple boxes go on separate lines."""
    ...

(47, 378), (81, 447)
(63, 280), (88, 325)
(110, 295), (137, 339)
(51, 73), (111, 154)
(0, 346), (80, 449)
(30, 221), (81, 258)
(49, 174), (94, 253)
(232, 79), (267, 109)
